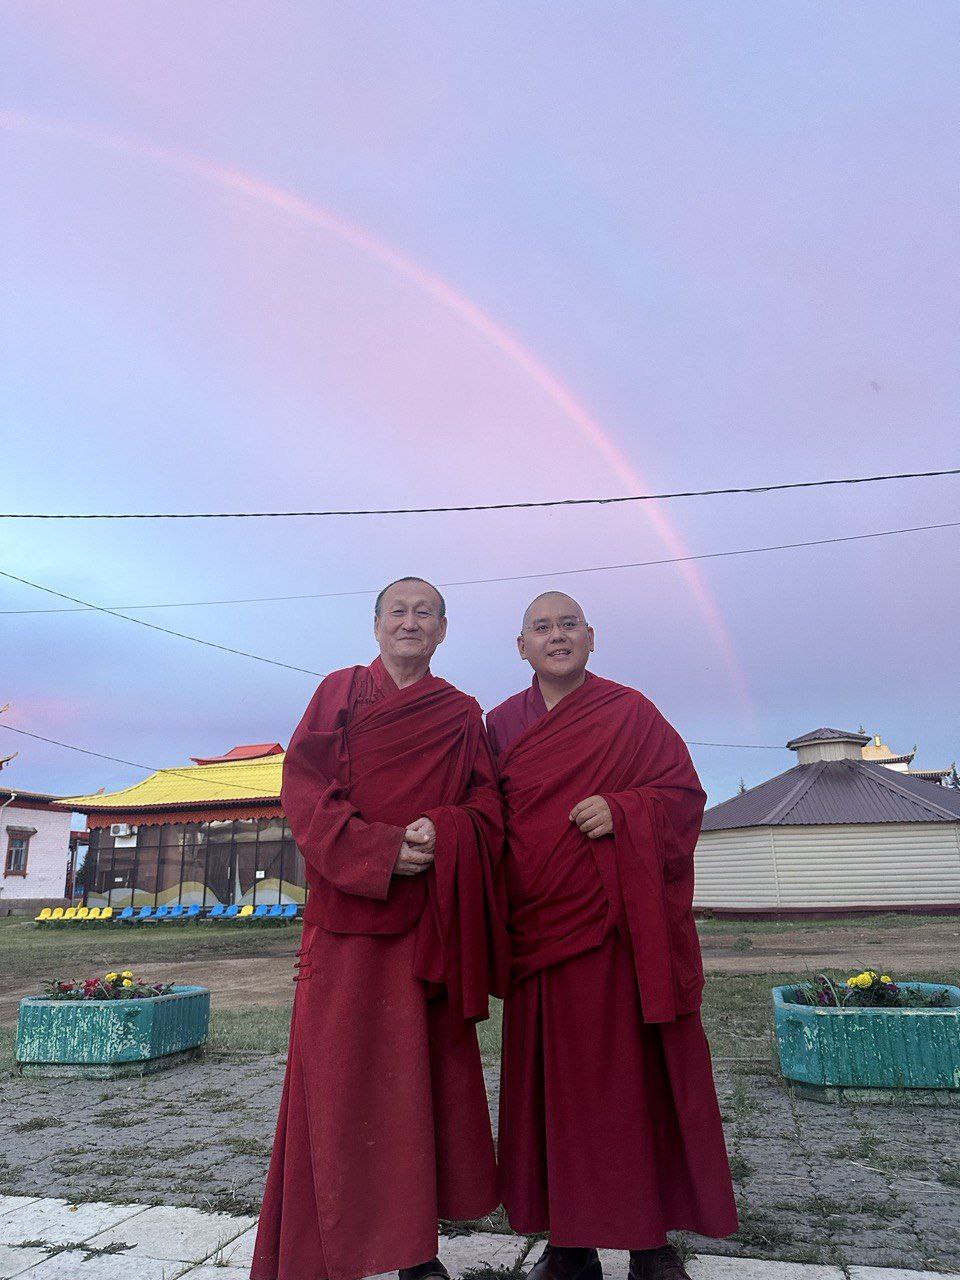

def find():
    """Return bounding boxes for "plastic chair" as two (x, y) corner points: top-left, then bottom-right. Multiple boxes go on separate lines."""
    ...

(208, 903), (225, 920)
(35, 907), (53, 922)
(134, 905), (153, 922)
(50, 907), (65, 920)
(117, 906), (135, 922)
(150, 905), (170, 923)
(63, 907), (78, 920)
(267, 904), (284, 919)
(237, 904), (254, 919)
(76, 906), (90, 920)
(185, 904), (202, 919)
(100, 906), (113, 921)
(167, 904), (185, 920)
(282, 903), (298, 920)
(252, 904), (270, 920)
(86, 906), (101, 920)
(223, 904), (240, 920)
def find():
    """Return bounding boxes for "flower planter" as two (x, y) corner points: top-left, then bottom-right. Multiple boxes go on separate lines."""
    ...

(772, 983), (960, 1104)
(16, 984), (210, 1079)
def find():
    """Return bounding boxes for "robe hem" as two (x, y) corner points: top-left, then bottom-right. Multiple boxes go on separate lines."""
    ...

(251, 1235), (440, 1280)
(502, 1214), (739, 1252)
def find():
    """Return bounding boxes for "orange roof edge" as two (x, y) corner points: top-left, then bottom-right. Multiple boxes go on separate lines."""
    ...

(190, 743), (284, 765)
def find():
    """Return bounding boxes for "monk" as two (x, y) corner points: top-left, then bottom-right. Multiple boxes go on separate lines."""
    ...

(487, 592), (737, 1280)
(251, 577), (509, 1280)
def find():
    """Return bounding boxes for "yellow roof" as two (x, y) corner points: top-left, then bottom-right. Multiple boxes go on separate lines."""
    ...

(59, 755), (284, 812)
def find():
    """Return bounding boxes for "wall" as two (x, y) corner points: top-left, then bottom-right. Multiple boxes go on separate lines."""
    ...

(695, 822), (960, 909)
(1, 802), (72, 901)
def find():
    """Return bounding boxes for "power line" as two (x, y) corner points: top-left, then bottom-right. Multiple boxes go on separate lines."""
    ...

(2, 520), (958, 621)
(0, 568), (323, 677)
(0, 721), (784, 788)
(0, 724), (289, 796)
(2, 467), (958, 519)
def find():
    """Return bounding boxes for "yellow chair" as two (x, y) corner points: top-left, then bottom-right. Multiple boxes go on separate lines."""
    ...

(35, 907), (53, 922)
(76, 906), (90, 920)
(87, 906), (101, 920)
(50, 906), (64, 920)
(63, 907), (78, 920)
(100, 906), (113, 920)
(238, 904), (254, 918)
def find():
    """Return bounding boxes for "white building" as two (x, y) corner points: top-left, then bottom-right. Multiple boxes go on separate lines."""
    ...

(0, 785), (74, 913)
(695, 727), (960, 915)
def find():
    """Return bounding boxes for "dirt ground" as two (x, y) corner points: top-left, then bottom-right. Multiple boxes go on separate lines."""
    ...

(3, 915), (957, 1025)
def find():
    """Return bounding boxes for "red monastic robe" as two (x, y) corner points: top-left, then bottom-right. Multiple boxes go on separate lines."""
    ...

(488, 673), (738, 1249)
(251, 659), (510, 1280)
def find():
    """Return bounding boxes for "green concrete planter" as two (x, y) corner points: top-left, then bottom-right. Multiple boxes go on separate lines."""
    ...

(772, 983), (960, 1104)
(16, 984), (210, 1078)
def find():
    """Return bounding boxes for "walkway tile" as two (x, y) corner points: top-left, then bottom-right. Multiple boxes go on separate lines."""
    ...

(849, 1270), (952, 1279)
(215, 1223), (257, 1266)
(0, 1199), (148, 1247)
(0, 1243), (50, 1278)
(178, 1268), (250, 1279)
(84, 1204), (255, 1264)
(688, 1260), (843, 1278)
(0, 1200), (39, 1220)
(9, 1250), (182, 1279)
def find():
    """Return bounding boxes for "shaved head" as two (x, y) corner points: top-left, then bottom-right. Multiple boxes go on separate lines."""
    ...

(522, 591), (587, 631)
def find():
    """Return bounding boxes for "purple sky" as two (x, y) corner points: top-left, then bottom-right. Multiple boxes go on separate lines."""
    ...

(2, 2), (958, 807)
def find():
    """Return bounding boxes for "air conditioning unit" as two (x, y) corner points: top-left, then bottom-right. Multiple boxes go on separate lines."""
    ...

(110, 823), (137, 839)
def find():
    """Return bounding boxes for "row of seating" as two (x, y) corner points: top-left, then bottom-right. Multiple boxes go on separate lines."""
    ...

(35, 902), (301, 925)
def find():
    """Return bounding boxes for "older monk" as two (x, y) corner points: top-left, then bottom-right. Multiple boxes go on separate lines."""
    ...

(252, 577), (509, 1280)
(487, 592), (737, 1280)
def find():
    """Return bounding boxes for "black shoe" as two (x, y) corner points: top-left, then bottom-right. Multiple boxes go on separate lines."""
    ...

(399, 1259), (450, 1280)
(628, 1245), (691, 1280)
(528, 1244), (603, 1280)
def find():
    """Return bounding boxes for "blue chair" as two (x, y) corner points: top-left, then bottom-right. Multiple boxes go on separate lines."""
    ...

(267, 904), (284, 919)
(282, 903), (298, 920)
(135, 905), (153, 922)
(149, 905), (170, 924)
(207, 903), (225, 920)
(185, 904), (202, 919)
(117, 906), (135, 922)
(253, 904), (270, 920)
(167, 904), (185, 920)
(223, 904), (240, 919)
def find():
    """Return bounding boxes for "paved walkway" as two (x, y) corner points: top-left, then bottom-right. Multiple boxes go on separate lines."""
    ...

(0, 1197), (953, 1280)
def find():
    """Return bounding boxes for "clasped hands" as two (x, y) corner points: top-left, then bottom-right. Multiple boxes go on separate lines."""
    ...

(393, 816), (437, 877)
(569, 794), (613, 840)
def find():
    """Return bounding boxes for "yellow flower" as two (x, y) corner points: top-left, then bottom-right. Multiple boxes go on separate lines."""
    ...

(105, 972), (118, 982)
(122, 978), (134, 988)
(881, 975), (892, 984)
(846, 977), (857, 988)
(121, 970), (133, 979)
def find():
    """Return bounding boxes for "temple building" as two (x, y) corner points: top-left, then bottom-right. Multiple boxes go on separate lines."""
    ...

(60, 744), (305, 911)
(860, 733), (954, 785)
(695, 727), (960, 915)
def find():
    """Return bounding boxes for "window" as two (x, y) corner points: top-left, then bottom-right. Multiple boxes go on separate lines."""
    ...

(5, 827), (36, 876)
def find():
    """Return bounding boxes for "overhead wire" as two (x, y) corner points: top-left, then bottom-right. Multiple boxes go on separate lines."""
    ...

(0, 466), (957, 519)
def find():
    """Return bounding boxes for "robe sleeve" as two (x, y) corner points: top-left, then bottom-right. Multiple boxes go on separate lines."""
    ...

(281, 674), (405, 901)
(596, 706), (707, 1023)
(413, 715), (511, 1022)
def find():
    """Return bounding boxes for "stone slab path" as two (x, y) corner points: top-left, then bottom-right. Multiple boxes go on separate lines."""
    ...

(0, 1197), (953, 1280)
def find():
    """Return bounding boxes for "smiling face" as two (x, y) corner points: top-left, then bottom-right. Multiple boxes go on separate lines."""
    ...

(517, 591), (594, 681)
(374, 578), (447, 668)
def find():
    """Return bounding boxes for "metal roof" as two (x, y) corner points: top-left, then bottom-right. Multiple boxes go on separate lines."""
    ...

(785, 727), (871, 749)
(57, 755), (284, 813)
(702, 759), (960, 831)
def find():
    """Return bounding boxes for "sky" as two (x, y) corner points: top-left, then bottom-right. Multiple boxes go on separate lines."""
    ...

(1, 1), (958, 808)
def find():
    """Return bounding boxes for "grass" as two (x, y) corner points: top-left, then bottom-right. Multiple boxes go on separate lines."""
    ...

(0, 915), (298, 971)
(695, 911), (960, 936)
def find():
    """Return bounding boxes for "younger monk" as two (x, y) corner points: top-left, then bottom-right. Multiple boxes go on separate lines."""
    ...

(252, 577), (509, 1280)
(487, 592), (737, 1280)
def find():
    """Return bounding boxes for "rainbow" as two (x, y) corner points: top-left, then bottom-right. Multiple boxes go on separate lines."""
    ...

(1, 109), (751, 707)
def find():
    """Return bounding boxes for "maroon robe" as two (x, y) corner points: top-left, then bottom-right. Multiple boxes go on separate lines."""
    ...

(252, 659), (509, 1280)
(488, 673), (737, 1249)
